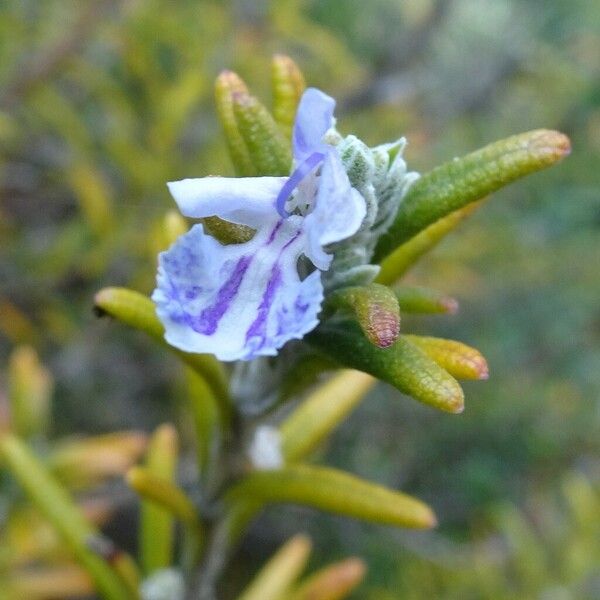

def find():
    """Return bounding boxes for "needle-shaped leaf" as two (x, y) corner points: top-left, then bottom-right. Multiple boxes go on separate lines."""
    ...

(374, 129), (571, 260)
(290, 558), (366, 600)
(162, 210), (187, 243)
(186, 368), (221, 482)
(127, 466), (203, 570)
(236, 534), (312, 600)
(326, 284), (400, 348)
(226, 464), (436, 529)
(272, 54), (305, 139)
(224, 499), (265, 547)
(376, 203), (480, 284)
(403, 335), (489, 380)
(49, 431), (147, 489)
(8, 346), (53, 439)
(68, 162), (114, 237)
(94, 287), (230, 415)
(6, 566), (94, 600)
(127, 467), (201, 531)
(0, 433), (137, 600)
(309, 324), (464, 413)
(280, 370), (376, 462)
(394, 285), (458, 315)
(232, 91), (292, 176)
(150, 210), (190, 257)
(214, 70), (256, 176)
(137, 425), (178, 576)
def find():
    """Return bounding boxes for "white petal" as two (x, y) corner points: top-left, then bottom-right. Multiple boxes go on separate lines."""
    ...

(302, 152), (366, 270)
(167, 177), (286, 228)
(293, 88), (336, 162)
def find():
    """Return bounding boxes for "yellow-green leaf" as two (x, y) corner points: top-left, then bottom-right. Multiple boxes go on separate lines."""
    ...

(236, 534), (312, 600)
(271, 54), (305, 139)
(232, 91), (292, 176)
(326, 284), (400, 348)
(93, 288), (230, 414)
(403, 335), (489, 380)
(376, 203), (481, 284)
(394, 285), (458, 315)
(280, 370), (375, 462)
(138, 424), (178, 576)
(0, 433), (137, 600)
(309, 324), (464, 413)
(226, 464), (436, 529)
(290, 558), (366, 600)
(214, 70), (256, 176)
(375, 130), (570, 260)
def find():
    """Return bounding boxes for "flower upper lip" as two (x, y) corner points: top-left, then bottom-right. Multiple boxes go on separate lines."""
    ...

(152, 88), (366, 361)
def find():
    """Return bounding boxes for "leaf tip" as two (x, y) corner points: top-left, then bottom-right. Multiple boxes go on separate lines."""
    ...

(476, 359), (489, 380)
(441, 296), (459, 315)
(366, 304), (400, 348)
(92, 288), (112, 317)
(528, 130), (572, 164)
(425, 509), (438, 529)
(215, 69), (247, 92)
(451, 396), (465, 414)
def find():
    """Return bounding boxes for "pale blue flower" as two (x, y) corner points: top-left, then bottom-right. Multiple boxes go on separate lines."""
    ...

(153, 88), (366, 361)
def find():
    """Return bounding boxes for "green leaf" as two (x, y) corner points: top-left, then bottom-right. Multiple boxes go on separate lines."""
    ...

(232, 91), (292, 176)
(127, 465), (203, 571)
(0, 433), (137, 600)
(68, 162), (114, 237)
(376, 203), (480, 284)
(308, 323), (464, 413)
(326, 284), (400, 348)
(138, 425), (178, 576)
(394, 285), (458, 314)
(280, 370), (375, 462)
(186, 368), (221, 482)
(226, 464), (436, 529)
(8, 346), (53, 439)
(271, 54), (305, 140)
(236, 534), (312, 600)
(214, 70), (256, 176)
(127, 467), (201, 530)
(403, 335), (489, 380)
(201, 215), (254, 245)
(93, 288), (230, 416)
(223, 499), (264, 547)
(374, 129), (571, 261)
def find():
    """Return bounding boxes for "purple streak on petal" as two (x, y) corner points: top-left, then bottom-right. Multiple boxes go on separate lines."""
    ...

(266, 220), (283, 245)
(281, 230), (302, 251)
(190, 255), (251, 335)
(244, 264), (282, 350)
(275, 151), (326, 217)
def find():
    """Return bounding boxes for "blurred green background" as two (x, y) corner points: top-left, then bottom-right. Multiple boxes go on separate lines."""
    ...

(0, 0), (598, 597)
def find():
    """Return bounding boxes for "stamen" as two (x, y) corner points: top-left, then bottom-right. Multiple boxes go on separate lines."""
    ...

(276, 151), (326, 218)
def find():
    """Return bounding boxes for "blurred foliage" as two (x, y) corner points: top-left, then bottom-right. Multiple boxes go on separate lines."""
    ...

(366, 472), (600, 599)
(0, 0), (598, 597)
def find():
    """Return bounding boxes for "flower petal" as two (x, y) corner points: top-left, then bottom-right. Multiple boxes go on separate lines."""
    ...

(293, 88), (335, 162)
(167, 177), (286, 228)
(153, 220), (324, 361)
(302, 151), (367, 270)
